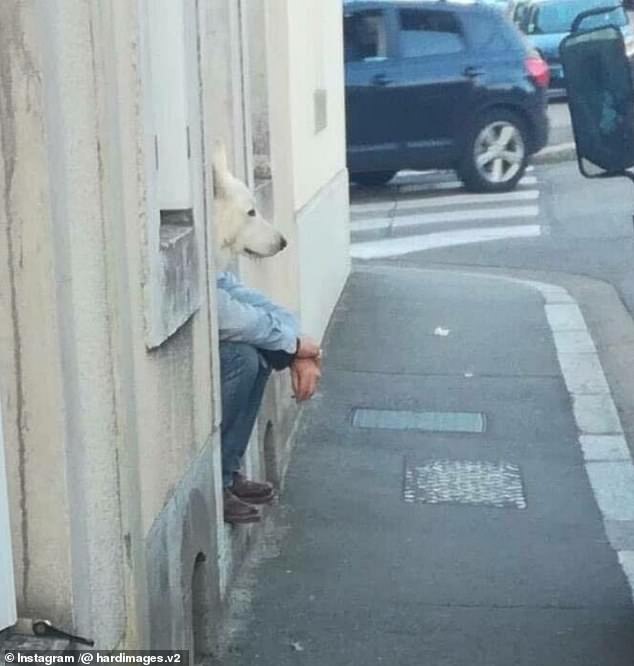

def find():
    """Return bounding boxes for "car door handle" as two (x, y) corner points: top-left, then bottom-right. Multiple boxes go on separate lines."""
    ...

(464, 66), (485, 78)
(371, 73), (392, 86)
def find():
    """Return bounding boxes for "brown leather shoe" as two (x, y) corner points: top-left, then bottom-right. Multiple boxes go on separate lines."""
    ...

(231, 472), (275, 505)
(223, 489), (261, 524)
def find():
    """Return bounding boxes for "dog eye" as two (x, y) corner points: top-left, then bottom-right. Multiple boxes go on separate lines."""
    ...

(247, 208), (256, 217)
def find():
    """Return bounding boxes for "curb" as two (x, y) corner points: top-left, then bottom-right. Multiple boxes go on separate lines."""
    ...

(533, 141), (577, 165)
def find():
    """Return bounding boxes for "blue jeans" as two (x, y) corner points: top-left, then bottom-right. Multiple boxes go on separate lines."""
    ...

(219, 342), (272, 488)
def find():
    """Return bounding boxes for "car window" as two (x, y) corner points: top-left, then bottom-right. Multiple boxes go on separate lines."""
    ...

(532, 0), (627, 34)
(514, 2), (529, 24)
(525, 5), (539, 29)
(398, 9), (465, 58)
(465, 13), (517, 51)
(344, 10), (389, 63)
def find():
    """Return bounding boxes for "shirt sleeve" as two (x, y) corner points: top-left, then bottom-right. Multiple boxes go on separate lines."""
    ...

(216, 272), (300, 353)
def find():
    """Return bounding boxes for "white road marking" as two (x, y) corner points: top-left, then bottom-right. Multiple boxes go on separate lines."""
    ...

(512, 281), (575, 304)
(350, 225), (541, 259)
(397, 166), (534, 177)
(397, 175), (537, 194)
(586, 463), (634, 521)
(350, 200), (395, 216)
(397, 189), (540, 210)
(350, 206), (540, 233)
(545, 304), (587, 331)
(573, 394), (623, 434)
(391, 206), (539, 229)
(618, 552), (634, 587)
(580, 435), (631, 462)
(349, 217), (394, 232)
(552, 330), (597, 354)
(351, 189), (539, 218)
(557, 353), (611, 395)
(349, 173), (543, 257)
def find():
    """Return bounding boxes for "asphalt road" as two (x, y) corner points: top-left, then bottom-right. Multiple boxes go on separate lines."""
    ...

(368, 162), (634, 309)
(547, 100), (573, 147)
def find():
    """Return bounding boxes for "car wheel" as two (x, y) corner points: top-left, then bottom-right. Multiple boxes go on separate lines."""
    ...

(352, 171), (397, 187)
(459, 110), (528, 193)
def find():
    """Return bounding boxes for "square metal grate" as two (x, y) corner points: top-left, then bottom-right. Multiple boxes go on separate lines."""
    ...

(403, 458), (527, 509)
(352, 409), (486, 433)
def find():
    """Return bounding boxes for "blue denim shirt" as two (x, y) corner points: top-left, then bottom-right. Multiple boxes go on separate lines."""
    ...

(216, 271), (299, 353)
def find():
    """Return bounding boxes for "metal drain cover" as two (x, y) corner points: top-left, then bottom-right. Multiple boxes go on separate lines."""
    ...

(352, 409), (486, 433)
(403, 458), (526, 509)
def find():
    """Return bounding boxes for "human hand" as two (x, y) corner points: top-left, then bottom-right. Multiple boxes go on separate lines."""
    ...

(290, 357), (322, 401)
(296, 335), (322, 360)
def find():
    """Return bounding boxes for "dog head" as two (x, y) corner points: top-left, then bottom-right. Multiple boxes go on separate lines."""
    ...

(212, 142), (287, 270)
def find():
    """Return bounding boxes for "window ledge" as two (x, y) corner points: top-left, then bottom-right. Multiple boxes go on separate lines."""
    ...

(146, 225), (200, 349)
(160, 223), (194, 251)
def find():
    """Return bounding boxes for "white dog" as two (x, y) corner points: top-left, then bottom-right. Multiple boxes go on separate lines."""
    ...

(212, 142), (287, 271)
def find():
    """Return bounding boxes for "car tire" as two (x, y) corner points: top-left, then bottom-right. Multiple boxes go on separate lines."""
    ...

(458, 109), (528, 193)
(351, 171), (397, 187)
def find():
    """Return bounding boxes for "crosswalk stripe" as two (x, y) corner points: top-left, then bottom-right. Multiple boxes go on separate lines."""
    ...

(392, 205), (539, 227)
(350, 225), (541, 259)
(351, 189), (539, 217)
(395, 166), (535, 180)
(396, 175), (538, 195)
(350, 217), (396, 232)
(350, 205), (540, 233)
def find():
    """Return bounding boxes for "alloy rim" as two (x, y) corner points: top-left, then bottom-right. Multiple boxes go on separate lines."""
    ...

(474, 121), (525, 184)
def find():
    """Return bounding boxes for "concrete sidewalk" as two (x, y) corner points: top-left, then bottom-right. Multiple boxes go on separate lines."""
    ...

(218, 266), (634, 665)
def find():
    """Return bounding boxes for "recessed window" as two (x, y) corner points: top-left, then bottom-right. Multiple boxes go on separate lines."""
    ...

(147, 0), (193, 216)
(141, 0), (201, 348)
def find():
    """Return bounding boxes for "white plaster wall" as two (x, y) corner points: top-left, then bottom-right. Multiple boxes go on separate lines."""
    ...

(0, 0), (221, 647)
(0, 0), (75, 625)
(265, 0), (350, 341)
(262, 1), (301, 316)
(286, 0), (347, 211)
(296, 170), (351, 341)
(36, 0), (127, 645)
(90, 2), (149, 644)
(97, 0), (217, 547)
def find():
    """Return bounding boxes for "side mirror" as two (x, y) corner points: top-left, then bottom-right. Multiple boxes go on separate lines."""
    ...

(560, 24), (634, 175)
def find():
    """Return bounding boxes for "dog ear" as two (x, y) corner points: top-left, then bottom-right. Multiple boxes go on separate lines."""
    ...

(212, 141), (231, 197)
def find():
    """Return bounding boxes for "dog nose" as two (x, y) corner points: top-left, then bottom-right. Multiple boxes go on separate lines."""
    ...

(279, 236), (288, 251)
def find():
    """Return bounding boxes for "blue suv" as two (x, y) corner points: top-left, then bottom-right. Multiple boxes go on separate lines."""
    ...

(344, 0), (550, 191)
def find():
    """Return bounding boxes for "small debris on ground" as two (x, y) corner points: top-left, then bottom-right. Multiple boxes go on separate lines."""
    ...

(434, 327), (451, 337)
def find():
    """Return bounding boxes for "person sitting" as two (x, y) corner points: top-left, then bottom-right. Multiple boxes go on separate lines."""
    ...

(217, 270), (322, 524)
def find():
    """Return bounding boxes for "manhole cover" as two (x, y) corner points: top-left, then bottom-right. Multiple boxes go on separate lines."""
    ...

(352, 409), (486, 433)
(403, 459), (526, 509)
